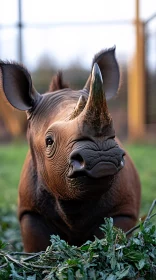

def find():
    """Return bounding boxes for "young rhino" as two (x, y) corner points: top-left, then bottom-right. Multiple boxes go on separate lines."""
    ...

(0, 48), (141, 252)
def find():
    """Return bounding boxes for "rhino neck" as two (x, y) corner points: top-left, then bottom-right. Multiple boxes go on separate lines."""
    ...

(55, 175), (115, 228)
(55, 198), (101, 237)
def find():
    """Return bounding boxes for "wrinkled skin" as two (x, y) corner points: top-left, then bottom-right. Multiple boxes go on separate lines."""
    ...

(0, 48), (141, 252)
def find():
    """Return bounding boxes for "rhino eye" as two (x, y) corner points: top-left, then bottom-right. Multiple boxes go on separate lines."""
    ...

(45, 136), (54, 147)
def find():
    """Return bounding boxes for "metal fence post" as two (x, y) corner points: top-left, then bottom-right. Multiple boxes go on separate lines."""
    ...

(18, 0), (23, 63)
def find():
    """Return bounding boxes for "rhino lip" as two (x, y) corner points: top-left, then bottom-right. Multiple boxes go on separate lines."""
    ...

(86, 161), (118, 178)
(68, 160), (124, 179)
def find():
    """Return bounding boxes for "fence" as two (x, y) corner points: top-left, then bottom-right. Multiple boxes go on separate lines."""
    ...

(0, 0), (156, 141)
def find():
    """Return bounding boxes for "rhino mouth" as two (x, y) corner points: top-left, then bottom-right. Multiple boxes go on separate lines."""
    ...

(68, 158), (124, 179)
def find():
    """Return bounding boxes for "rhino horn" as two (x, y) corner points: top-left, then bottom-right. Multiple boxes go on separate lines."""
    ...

(82, 63), (111, 133)
(69, 95), (87, 120)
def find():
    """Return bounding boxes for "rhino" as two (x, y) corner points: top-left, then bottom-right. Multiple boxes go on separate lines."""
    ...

(0, 48), (141, 252)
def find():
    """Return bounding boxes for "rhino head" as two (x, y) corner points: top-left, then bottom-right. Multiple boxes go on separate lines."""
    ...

(0, 48), (125, 200)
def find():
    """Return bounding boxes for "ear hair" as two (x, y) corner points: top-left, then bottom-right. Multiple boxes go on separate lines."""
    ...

(0, 60), (41, 111)
(49, 72), (69, 92)
(92, 46), (116, 67)
(0, 60), (32, 83)
(84, 47), (120, 100)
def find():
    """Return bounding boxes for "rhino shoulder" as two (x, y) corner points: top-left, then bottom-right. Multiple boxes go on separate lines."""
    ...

(18, 151), (39, 218)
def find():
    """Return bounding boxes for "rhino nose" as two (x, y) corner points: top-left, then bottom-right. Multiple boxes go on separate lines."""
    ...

(68, 146), (126, 179)
(68, 151), (86, 178)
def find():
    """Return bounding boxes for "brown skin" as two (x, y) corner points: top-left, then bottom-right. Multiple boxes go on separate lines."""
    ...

(19, 96), (140, 252)
(0, 48), (141, 252)
(19, 138), (140, 252)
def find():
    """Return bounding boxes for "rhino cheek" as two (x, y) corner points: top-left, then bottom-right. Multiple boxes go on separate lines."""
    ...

(42, 155), (70, 198)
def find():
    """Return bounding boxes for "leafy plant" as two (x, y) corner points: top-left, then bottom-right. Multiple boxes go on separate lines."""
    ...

(0, 201), (156, 280)
(0, 208), (22, 251)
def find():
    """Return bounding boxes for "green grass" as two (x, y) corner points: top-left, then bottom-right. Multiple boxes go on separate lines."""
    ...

(0, 143), (28, 208)
(126, 144), (156, 216)
(0, 143), (156, 216)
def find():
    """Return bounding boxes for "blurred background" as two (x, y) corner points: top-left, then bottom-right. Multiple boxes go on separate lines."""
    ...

(0, 0), (156, 248)
(0, 0), (156, 141)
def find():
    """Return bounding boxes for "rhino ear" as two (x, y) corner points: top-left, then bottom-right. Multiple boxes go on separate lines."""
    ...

(84, 47), (120, 100)
(49, 72), (69, 92)
(0, 61), (41, 111)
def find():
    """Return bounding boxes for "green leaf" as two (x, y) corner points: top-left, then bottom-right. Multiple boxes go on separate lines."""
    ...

(0, 240), (7, 249)
(116, 266), (131, 279)
(75, 269), (85, 279)
(80, 244), (90, 252)
(136, 259), (145, 270)
(10, 263), (24, 279)
(106, 274), (116, 280)
(124, 250), (145, 262)
(139, 259), (146, 270)
(27, 275), (36, 280)
(1, 201), (156, 280)
(110, 255), (117, 270)
(67, 269), (75, 280)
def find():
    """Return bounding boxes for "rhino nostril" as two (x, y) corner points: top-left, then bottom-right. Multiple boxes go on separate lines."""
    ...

(68, 152), (86, 178)
(69, 152), (85, 171)
(71, 154), (84, 167)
